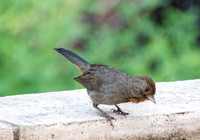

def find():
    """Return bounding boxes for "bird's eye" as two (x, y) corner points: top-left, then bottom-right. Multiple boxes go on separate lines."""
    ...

(145, 88), (149, 92)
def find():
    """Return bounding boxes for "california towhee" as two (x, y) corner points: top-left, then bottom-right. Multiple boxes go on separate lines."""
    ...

(54, 48), (156, 127)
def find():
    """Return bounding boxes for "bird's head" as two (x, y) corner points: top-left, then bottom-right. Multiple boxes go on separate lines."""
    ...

(130, 76), (156, 104)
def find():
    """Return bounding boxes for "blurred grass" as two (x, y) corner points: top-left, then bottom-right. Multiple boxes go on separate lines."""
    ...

(0, 0), (200, 96)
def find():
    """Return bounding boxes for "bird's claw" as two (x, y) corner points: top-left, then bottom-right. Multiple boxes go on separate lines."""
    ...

(100, 113), (115, 128)
(105, 115), (115, 128)
(111, 109), (129, 116)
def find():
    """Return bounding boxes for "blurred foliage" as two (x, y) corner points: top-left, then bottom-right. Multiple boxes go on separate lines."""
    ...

(0, 0), (200, 96)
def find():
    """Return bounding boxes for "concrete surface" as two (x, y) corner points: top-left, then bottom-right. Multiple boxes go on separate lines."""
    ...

(0, 122), (14, 140)
(0, 79), (200, 139)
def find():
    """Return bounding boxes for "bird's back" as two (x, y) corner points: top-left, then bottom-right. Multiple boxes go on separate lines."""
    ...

(75, 64), (130, 90)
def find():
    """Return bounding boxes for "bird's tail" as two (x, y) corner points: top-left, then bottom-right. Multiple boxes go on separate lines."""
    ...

(54, 48), (90, 74)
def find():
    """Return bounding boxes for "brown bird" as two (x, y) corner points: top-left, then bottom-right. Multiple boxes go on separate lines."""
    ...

(54, 48), (156, 127)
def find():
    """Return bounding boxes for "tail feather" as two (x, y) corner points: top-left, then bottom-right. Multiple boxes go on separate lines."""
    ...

(54, 48), (90, 74)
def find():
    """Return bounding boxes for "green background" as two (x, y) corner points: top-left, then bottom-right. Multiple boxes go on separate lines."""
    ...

(0, 0), (200, 96)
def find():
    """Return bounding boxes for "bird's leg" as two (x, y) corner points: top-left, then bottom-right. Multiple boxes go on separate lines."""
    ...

(112, 104), (129, 116)
(93, 103), (115, 128)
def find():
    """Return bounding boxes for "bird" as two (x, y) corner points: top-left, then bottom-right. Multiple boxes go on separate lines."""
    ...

(54, 48), (156, 127)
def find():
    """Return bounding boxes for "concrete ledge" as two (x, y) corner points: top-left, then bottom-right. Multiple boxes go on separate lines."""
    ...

(0, 79), (200, 139)
(0, 122), (14, 140)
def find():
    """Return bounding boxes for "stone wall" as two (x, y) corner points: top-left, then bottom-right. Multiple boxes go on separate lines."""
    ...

(0, 79), (200, 139)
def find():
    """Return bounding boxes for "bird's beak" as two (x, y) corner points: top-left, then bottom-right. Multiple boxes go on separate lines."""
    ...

(147, 95), (156, 104)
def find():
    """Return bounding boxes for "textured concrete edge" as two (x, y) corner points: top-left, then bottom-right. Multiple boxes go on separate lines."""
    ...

(17, 111), (200, 140)
(0, 121), (19, 140)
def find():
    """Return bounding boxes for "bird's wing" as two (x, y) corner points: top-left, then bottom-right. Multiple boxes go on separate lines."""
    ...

(74, 64), (129, 91)
(73, 71), (97, 90)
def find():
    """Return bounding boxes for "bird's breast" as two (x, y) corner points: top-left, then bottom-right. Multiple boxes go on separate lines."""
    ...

(129, 97), (148, 103)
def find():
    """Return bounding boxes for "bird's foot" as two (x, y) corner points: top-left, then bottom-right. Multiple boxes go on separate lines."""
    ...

(100, 113), (115, 128)
(112, 109), (129, 116)
(93, 103), (115, 128)
(112, 105), (129, 116)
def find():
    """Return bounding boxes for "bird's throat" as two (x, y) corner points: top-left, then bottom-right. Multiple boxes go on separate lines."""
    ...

(129, 97), (148, 103)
